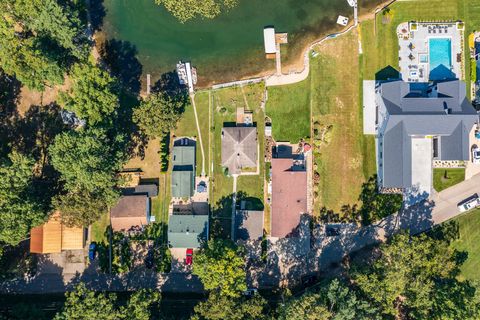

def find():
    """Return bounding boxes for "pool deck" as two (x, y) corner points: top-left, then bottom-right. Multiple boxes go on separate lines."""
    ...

(397, 21), (463, 83)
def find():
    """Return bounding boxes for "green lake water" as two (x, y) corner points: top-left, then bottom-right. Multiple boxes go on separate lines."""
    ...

(102, 0), (379, 86)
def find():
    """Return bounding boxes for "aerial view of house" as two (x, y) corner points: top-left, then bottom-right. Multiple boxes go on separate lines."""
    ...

(3, 0), (480, 318)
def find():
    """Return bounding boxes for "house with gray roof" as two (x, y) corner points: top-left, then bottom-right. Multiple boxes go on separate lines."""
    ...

(365, 80), (477, 201)
(221, 127), (258, 175)
(171, 139), (195, 198)
(168, 214), (209, 248)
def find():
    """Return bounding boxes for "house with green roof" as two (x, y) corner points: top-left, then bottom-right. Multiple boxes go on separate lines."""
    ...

(168, 214), (209, 248)
(171, 138), (196, 198)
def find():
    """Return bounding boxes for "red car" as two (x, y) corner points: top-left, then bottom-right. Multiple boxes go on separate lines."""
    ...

(185, 248), (193, 265)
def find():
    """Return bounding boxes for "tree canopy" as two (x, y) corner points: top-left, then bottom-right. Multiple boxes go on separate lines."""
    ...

(192, 239), (247, 297)
(0, 0), (87, 91)
(52, 188), (111, 228)
(353, 232), (480, 319)
(192, 291), (268, 320)
(54, 283), (160, 320)
(60, 62), (119, 124)
(154, 0), (238, 23)
(0, 152), (46, 246)
(133, 92), (184, 139)
(49, 127), (125, 196)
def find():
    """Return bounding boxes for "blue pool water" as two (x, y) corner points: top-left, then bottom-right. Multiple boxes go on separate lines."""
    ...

(429, 38), (453, 80)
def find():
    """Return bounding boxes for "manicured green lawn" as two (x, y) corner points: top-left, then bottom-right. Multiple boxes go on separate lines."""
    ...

(266, 78), (311, 143)
(433, 168), (465, 192)
(449, 208), (480, 281)
(91, 210), (109, 244)
(210, 83), (265, 236)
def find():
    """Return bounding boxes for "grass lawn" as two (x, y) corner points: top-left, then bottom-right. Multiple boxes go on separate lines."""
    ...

(448, 208), (480, 281)
(91, 210), (110, 244)
(174, 92), (211, 176)
(210, 83), (265, 236)
(266, 78), (311, 143)
(123, 138), (161, 178)
(433, 168), (465, 192)
(310, 30), (376, 213)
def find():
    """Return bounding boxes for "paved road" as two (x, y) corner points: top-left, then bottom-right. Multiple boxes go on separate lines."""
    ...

(2, 174), (479, 294)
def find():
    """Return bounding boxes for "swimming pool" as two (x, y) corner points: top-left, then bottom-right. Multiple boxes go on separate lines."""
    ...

(429, 38), (452, 80)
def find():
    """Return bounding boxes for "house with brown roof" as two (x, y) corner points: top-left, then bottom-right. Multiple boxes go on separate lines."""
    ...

(221, 126), (258, 175)
(271, 158), (308, 238)
(30, 212), (85, 254)
(110, 195), (150, 232)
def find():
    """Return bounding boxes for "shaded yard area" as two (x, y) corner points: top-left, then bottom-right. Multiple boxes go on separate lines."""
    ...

(448, 208), (480, 281)
(433, 168), (465, 192)
(123, 138), (162, 178)
(310, 30), (376, 213)
(266, 79), (310, 143)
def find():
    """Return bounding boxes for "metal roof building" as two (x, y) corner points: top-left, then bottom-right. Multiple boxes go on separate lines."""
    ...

(171, 141), (195, 198)
(168, 215), (209, 248)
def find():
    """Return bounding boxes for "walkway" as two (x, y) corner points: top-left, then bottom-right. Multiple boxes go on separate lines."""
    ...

(231, 175), (238, 240)
(190, 94), (206, 176)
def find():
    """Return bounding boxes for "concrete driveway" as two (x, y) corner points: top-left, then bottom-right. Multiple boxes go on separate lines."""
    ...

(431, 173), (480, 224)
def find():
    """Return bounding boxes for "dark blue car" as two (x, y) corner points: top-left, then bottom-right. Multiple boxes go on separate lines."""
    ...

(89, 242), (97, 261)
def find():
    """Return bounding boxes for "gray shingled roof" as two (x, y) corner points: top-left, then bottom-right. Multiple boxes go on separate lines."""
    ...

(378, 80), (477, 189)
(168, 215), (209, 248)
(221, 127), (257, 175)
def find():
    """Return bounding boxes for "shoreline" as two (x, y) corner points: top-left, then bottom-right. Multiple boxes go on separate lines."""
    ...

(202, 0), (394, 89)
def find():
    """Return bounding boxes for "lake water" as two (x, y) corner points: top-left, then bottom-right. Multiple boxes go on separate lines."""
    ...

(101, 0), (380, 87)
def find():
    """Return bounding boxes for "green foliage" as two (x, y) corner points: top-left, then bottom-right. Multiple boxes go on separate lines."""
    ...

(98, 231), (132, 274)
(155, 245), (172, 273)
(0, 152), (46, 245)
(192, 239), (247, 297)
(278, 279), (380, 320)
(192, 291), (268, 320)
(154, 0), (238, 23)
(49, 127), (125, 196)
(0, 0), (87, 91)
(358, 175), (403, 224)
(52, 188), (112, 228)
(353, 232), (480, 319)
(54, 283), (160, 320)
(133, 92), (184, 139)
(60, 63), (119, 124)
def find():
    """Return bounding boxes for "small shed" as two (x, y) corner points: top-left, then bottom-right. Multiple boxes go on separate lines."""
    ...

(264, 27), (276, 54)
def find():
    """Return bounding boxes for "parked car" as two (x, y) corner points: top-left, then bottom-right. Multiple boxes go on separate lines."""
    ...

(88, 242), (97, 261)
(185, 248), (193, 265)
(472, 145), (480, 164)
(457, 194), (480, 212)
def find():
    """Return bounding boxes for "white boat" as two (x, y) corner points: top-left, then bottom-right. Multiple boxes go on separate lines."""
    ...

(337, 15), (349, 26)
(347, 0), (356, 7)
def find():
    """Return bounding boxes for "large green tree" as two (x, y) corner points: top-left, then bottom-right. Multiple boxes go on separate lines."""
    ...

(0, 152), (46, 245)
(54, 283), (160, 320)
(60, 63), (119, 124)
(353, 232), (480, 319)
(133, 92), (184, 139)
(192, 239), (247, 297)
(192, 291), (267, 320)
(277, 279), (379, 320)
(0, 0), (87, 91)
(49, 127), (125, 196)
(154, 0), (238, 23)
(52, 188), (113, 228)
